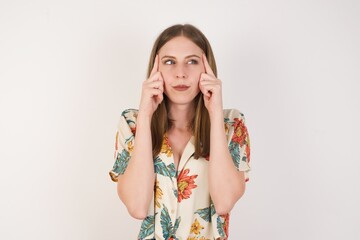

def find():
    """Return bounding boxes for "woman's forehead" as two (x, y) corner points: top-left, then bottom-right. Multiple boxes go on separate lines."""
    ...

(159, 36), (203, 57)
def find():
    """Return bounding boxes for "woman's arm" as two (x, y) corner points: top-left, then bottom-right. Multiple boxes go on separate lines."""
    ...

(208, 112), (246, 216)
(117, 113), (155, 220)
(117, 55), (164, 219)
(199, 54), (246, 215)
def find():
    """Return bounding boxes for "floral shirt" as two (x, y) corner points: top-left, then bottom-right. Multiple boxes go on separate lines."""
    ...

(109, 109), (251, 240)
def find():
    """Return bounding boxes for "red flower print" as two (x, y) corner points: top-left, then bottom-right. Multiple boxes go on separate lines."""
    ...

(223, 213), (230, 239)
(130, 126), (136, 136)
(177, 169), (198, 202)
(232, 118), (249, 147)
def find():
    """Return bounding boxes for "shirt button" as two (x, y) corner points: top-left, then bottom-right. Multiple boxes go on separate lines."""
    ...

(171, 209), (175, 214)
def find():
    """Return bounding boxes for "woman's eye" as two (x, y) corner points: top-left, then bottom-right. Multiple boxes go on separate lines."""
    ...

(164, 60), (175, 65)
(187, 59), (198, 64)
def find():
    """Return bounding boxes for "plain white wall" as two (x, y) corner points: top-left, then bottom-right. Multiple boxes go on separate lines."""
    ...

(1, 0), (359, 239)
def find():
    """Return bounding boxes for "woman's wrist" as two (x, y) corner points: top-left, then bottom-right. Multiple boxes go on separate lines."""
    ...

(137, 109), (153, 125)
(208, 108), (224, 123)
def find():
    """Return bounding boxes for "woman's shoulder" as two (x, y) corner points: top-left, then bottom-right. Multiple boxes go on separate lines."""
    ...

(118, 109), (139, 131)
(223, 108), (246, 122)
(120, 108), (139, 121)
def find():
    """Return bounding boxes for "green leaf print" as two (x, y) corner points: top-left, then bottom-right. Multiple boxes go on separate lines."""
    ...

(217, 216), (226, 238)
(195, 203), (216, 222)
(160, 205), (181, 240)
(173, 188), (178, 199)
(154, 157), (176, 178)
(228, 141), (240, 169)
(138, 214), (156, 239)
(167, 162), (176, 176)
(211, 202), (216, 217)
(160, 205), (173, 240)
(195, 207), (211, 222)
(173, 216), (181, 235)
(121, 109), (137, 127)
(112, 149), (130, 175)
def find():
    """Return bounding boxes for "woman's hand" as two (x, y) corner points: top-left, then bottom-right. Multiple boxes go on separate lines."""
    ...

(138, 55), (164, 118)
(199, 54), (223, 116)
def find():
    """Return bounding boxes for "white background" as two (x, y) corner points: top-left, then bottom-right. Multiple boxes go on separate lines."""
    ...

(1, 0), (359, 239)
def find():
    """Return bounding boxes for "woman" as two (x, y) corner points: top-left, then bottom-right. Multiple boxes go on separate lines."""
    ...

(110, 24), (251, 240)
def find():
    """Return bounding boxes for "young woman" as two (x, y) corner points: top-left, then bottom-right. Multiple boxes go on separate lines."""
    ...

(109, 24), (251, 240)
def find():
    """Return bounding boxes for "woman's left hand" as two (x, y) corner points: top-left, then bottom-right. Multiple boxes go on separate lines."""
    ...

(199, 54), (223, 116)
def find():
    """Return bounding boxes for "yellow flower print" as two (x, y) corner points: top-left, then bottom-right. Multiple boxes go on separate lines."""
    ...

(154, 180), (163, 208)
(190, 218), (204, 235)
(127, 140), (134, 153)
(161, 134), (172, 157)
(224, 122), (230, 135)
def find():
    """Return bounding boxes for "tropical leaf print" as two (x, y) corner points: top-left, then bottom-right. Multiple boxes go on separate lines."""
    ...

(121, 108), (133, 116)
(160, 205), (173, 240)
(173, 217), (181, 235)
(112, 149), (130, 175)
(195, 207), (211, 222)
(121, 109), (137, 135)
(138, 214), (156, 239)
(228, 141), (240, 169)
(154, 157), (176, 178)
(195, 203), (216, 222)
(216, 216), (226, 238)
(167, 162), (176, 176)
(173, 188), (178, 199)
(160, 205), (181, 240)
(216, 214), (229, 239)
(210, 202), (216, 217)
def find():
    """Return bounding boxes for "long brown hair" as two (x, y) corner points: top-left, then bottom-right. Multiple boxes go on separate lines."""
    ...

(147, 24), (217, 159)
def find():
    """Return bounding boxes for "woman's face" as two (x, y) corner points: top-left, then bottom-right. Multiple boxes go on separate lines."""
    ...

(158, 36), (205, 106)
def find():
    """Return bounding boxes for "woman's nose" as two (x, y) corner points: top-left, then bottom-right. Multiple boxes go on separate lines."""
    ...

(176, 64), (187, 78)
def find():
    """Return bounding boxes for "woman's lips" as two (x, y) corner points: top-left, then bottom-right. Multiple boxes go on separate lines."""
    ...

(173, 85), (190, 91)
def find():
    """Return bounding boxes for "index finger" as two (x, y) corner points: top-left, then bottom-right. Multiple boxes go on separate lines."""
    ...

(150, 54), (159, 76)
(202, 53), (215, 76)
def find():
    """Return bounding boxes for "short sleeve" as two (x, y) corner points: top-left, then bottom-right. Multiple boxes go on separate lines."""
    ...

(225, 109), (251, 182)
(109, 109), (138, 182)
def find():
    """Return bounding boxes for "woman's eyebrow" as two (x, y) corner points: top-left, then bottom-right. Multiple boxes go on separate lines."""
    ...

(161, 55), (176, 60)
(161, 54), (201, 60)
(185, 54), (201, 59)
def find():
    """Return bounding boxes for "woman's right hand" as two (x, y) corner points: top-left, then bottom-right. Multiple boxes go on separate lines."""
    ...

(138, 55), (164, 117)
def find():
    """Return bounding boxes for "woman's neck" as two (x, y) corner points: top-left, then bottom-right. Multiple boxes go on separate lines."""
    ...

(168, 103), (195, 131)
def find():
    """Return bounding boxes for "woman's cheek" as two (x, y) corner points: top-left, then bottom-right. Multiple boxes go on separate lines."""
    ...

(161, 69), (174, 83)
